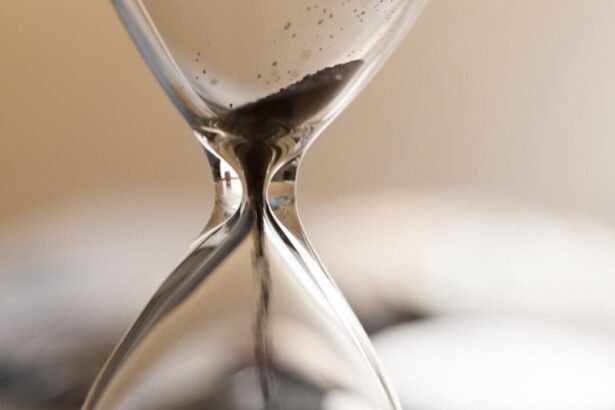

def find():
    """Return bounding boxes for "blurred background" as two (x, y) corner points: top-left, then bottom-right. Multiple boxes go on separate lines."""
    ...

(2, 0), (615, 409)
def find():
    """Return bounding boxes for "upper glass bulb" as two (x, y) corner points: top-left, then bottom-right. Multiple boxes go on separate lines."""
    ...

(117, 0), (427, 139)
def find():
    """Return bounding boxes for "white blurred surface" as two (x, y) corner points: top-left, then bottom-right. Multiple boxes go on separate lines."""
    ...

(313, 192), (615, 334)
(0, 191), (204, 354)
(2, 192), (615, 408)
(374, 316), (615, 410)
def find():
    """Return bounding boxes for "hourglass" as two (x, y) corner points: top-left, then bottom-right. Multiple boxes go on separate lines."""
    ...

(85, 0), (427, 408)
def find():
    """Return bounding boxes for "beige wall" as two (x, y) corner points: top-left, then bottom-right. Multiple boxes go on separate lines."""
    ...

(2, 0), (615, 225)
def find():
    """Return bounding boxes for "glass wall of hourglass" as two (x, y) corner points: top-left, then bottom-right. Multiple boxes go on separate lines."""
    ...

(84, 1), (427, 409)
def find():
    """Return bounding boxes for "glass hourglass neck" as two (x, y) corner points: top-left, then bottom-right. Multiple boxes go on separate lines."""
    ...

(202, 144), (305, 243)
(192, 56), (368, 229)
